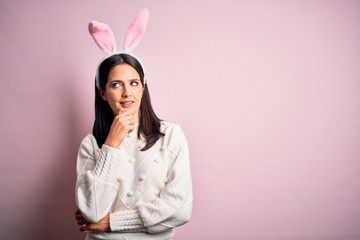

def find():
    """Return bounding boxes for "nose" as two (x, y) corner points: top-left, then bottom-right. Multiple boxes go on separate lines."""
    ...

(121, 84), (132, 98)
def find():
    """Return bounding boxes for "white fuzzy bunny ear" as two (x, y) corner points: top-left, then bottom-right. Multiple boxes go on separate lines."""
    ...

(123, 8), (150, 51)
(89, 21), (117, 55)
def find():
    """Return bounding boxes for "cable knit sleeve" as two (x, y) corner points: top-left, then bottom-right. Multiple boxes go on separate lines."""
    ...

(75, 134), (125, 223)
(136, 124), (193, 233)
(109, 209), (145, 232)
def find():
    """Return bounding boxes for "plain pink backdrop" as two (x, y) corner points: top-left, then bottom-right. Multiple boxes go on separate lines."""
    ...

(1, 1), (359, 239)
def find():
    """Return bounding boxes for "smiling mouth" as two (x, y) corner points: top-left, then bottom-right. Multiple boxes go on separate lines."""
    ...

(120, 101), (134, 108)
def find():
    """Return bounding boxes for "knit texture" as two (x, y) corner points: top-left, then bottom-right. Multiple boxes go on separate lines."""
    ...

(93, 145), (123, 182)
(110, 209), (145, 232)
(75, 122), (192, 236)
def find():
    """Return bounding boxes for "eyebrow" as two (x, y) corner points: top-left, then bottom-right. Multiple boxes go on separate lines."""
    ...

(109, 79), (140, 82)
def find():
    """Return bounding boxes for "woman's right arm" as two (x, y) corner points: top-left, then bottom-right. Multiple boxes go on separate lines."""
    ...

(75, 111), (135, 223)
(75, 134), (125, 223)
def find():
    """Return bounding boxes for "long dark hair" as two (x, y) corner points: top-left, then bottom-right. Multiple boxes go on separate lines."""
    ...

(92, 53), (164, 151)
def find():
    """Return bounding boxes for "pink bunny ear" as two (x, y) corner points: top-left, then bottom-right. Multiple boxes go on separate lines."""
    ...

(123, 8), (150, 51)
(89, 21), (117, 54)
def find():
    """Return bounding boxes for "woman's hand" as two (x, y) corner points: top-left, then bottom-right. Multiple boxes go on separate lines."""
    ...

(105, 110), (135, 148)
(75, 209), (111, 232)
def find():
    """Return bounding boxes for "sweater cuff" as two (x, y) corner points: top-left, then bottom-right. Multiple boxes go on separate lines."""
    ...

(92, 145), (122, 182)
(110, 209), (145, 232)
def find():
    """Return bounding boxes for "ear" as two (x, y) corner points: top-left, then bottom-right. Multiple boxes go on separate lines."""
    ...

(89, 21), (117, 54)
(123, 8), (150, 51)
(97, 87), (107, 101)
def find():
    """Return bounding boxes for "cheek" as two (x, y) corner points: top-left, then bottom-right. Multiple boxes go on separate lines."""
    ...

(135, 89), (144, 100)
(105, 93), (121, 109)
(106, 91), (120, 101)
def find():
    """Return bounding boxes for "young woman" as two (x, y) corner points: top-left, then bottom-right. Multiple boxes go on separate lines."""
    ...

(74, 9), (192, 240)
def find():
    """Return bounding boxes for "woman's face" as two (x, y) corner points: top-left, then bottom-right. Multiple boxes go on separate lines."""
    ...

(99, 63), (144, 122)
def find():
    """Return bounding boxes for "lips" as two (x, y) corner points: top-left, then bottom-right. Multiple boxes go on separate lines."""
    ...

(120, 101), (134, 108)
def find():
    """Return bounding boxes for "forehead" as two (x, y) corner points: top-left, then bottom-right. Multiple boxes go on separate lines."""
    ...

(108, 63), (140, 81)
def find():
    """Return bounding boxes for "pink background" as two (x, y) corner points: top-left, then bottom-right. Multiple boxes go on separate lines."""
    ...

(1, 1), (359, 239)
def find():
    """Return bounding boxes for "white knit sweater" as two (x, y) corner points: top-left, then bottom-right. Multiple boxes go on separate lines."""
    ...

(75, 122), (193, 240)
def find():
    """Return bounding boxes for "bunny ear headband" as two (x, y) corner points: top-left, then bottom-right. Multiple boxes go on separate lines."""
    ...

(88, 8), (150, 87)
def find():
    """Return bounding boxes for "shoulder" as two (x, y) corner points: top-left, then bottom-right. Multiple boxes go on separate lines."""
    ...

(78, 133), (100, 153)
(160, 121), (188, 151)
(160, 121), (186, 137)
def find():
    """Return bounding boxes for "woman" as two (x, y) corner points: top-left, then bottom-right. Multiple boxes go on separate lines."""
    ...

(74, 9), (192, 240)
